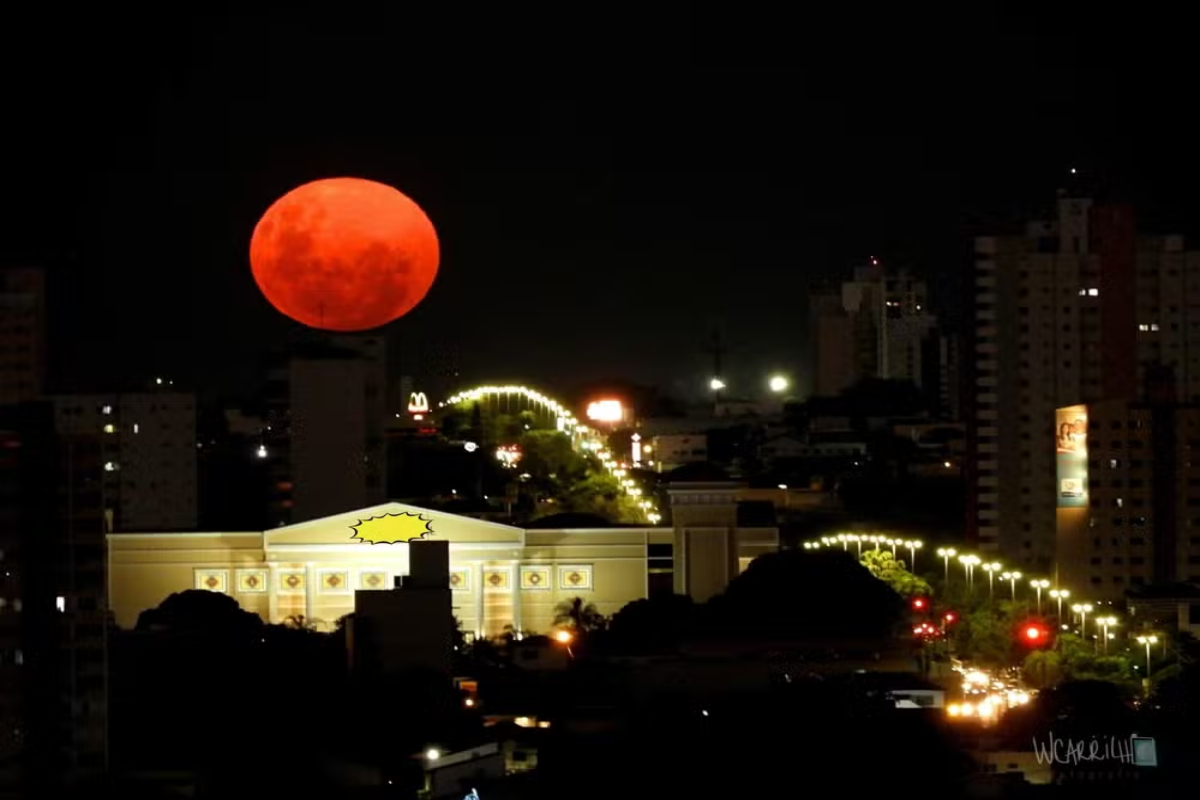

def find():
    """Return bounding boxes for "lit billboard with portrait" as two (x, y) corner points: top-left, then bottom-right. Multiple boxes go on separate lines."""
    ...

(1056, 405), (1088, 508)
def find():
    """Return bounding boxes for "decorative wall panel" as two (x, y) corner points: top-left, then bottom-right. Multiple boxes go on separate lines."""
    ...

(236, 570), (267, 593)
(194, 569), (228, 593)
(519, 566), (551, 590)
(558, 565), (593, 591)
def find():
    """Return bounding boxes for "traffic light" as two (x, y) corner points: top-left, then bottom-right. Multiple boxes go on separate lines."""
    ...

(1019, 621), (1052, 648)
(911, 597), (928, 611)
(943, 611), (957, 625)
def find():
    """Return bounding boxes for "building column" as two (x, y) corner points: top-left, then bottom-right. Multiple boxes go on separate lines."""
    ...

(511, 559), (522, 634)
(305, 562), (316, 623)
(267, 565), (279, 625)
(474, 561), (485, 639)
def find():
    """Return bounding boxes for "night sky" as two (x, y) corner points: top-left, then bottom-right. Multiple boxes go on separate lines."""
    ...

(5, 6), (1199, 404)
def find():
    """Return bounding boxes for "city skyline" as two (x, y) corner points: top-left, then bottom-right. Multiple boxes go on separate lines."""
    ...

(8, 8), (1200, 399)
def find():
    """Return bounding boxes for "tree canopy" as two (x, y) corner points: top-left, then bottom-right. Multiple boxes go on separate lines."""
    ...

(706, 549), (904, 640)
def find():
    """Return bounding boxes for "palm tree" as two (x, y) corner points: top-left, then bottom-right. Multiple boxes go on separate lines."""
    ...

(553, 597), (607, 634)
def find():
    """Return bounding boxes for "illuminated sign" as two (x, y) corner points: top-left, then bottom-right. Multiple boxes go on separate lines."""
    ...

(408, 392), (430, 414)
(1056, 405), (1088, 508)
(586, 399), (624, 423)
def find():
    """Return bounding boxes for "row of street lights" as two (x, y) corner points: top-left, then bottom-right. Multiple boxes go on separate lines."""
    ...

(804, 533), (923, 570)
(810, 537), (1121, 643)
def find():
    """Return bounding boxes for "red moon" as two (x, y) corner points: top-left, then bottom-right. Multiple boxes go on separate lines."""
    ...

(249, 177), (440, 331)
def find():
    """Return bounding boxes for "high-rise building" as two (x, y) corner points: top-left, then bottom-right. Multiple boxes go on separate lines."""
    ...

(265, 336), (387, 526)
(1054, 393), (1200, 600)
(52, 391), (198, 532)
(972, 192), (1200, 573)
(0, 268), (47, 405)
(0, 403), (107, 794)
(811, 260), (940, 397)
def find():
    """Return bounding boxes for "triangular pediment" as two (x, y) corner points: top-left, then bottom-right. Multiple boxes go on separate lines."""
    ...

(264, 502), (524, 547)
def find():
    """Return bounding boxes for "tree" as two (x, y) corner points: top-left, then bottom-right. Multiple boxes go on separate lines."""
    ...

(607, 594), (696, 653)
(1021, 633), (1139, 692)
(554, 597), (607, 634)
(520, 430), (583, 482)
(958, 606), (1016, 667)
(859, 549), (932, 598)
(707, 549), (904, 640)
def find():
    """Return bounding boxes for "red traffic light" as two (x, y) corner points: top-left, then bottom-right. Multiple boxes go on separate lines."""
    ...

(943, 612), (957, 624)
(912, 597), (928, 610)
(1019, 621), (1052, 648)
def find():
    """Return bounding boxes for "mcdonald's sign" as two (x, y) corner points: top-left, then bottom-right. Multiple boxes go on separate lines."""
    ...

(408, 392), (429, 414)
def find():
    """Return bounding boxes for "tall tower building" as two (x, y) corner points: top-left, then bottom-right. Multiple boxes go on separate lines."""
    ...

(0, 403), (108, 793)
(811, 260), (940, 397)
(972, 192), (1200, 573)
(265, 336), (387, 526)
(0, 268), (47, 405)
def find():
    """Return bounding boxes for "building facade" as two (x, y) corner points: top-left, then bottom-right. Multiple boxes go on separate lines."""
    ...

(0, 403), (107, 794)
(1056, 399), (1200, 600)
(0, 267), (46, 405)
(811, 260), (940, 397)
(53, 392), (198, 532)
(264, 336), (387, 526)
(107, 495), (779, 637)
(973, 193), (1200, 572)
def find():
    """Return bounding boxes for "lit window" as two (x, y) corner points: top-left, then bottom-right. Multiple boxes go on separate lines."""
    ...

(1139, 324), (1150, 332)
(1088, 288), (1099, 297)
(1151, 323), (1160, 332)
(132, 423), (139, 434)
(103, 424), (115, 434)
(101, 405), (112, 415)
(104, 462), (117, 472)
(55, 596), (65, 612)
(1079, 289), (1088, 296)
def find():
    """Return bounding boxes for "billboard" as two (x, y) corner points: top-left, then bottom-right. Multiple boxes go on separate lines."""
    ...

(1056, 405), (1088, 508)
(586, 399), (624, 423)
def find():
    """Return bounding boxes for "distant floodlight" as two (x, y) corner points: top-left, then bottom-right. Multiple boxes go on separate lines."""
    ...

(768, 375), (789, 393)
(464, 441), (478, 453)
(709, 378), (726, 391)
(256, 445), (268, 459)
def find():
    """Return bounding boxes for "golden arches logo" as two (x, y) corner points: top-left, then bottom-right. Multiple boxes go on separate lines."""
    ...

(408, 392), (429, 414)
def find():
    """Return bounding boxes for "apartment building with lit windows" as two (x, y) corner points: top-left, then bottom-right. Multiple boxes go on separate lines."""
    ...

(1056, 395), (1200, 600)
(972, 191), (1200, 575)
(52, 391), (198, 532)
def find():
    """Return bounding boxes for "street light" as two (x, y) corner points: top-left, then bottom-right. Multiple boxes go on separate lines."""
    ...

(1001, 571), (1022, 601)
(709, 378), (726, 391)
(937, 547), (957, 585)
(1072, 603), (1093, 636)
(1098, 616), (1117, 654)
(904, 540), (923, 572)
(1136, 635), (1158, 690)
(1050, 588), (1070, 619)
(959, 554), (980, 590)
(982, 562), (1002, 600)
(768, 375), (789, 393)
(1030, 579), (1050, 614)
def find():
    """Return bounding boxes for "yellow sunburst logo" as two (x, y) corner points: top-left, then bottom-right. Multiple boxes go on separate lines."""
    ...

(350, 512), (435, 545)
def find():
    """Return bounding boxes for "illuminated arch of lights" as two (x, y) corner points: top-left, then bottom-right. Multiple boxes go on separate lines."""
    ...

(440, 384), (589, 436)
(438, 384), (662, 526)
